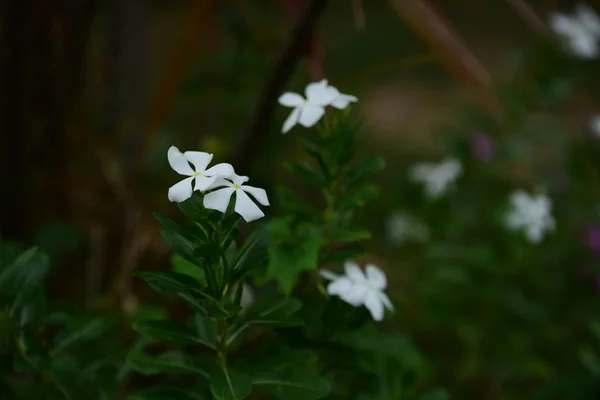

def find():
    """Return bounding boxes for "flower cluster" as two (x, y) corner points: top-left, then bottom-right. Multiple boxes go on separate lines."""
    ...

(505, 190), (556, 243)
(320, 261), (394, 321)
(409, 158), (463, 199)
(549, 3), (600, 59)
(167, 146), (269, 222)
(278, 79), (358, 134)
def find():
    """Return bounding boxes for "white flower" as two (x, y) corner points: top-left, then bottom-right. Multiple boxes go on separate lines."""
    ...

(320, 261), (393, 321)
(549, 3), (600, 58)
(505, 190), (556, 244)
(278, 79), (358, 134)
(409, 158), (462, 198)
(203, 174), (269, 222)
(385, 212), (430, 246)
(590, 114), (600, 137)
(229, 282), (254, 309)
(167, 146), (234, 203)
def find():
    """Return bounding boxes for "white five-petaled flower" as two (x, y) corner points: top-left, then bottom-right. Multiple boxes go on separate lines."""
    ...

(590, 114), (600, 137)
(549, 3), (600, 59)
(409, 158), (463, 199)
(167, 146), (234, 203)
(505, 190), (556, 244)
(278, 79), (358, 134)
(385, 211), (430, 246)
(203, 174), (270, 222)
(320, 261), (393, 321)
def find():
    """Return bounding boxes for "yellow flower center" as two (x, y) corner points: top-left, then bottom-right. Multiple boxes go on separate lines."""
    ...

(233, 184), (241, 189)
(193, 172), (202, 177)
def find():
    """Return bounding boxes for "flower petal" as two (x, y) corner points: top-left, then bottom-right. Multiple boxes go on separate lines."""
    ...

(344, 261), (366, 283)
(298, 104), (325, 128)
(378, 291), (394, 311)
(206, 177), (233, 191)
(231, 174), (250, 186)
(341, 283), (367, 307)
(204, 162), (234, 178)
(327, 277), (353, 296)
(242, 185), (269, 206)
(184, 151), (213, 172)
(330, 94), (358, 109)
(194, 175), (216, 191)
(570, 34), (598, 58)
(168, 146), (194, 176)
(234, 190), (265, 222)
(168, 176), (194, 202)
(319, 269), (339, 281)
(365, 264), (387, 290)
(364, 290), (385, 321)
(278, 92), (304, 107)
(203, 187), (235, 213)
(305, 81), (337, 106)
(282, 107), (301, 134)
(549, 13), (577, 36)
(577, 3), (600, 36)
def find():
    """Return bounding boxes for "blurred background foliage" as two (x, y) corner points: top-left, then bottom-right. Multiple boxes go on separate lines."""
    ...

(2, 0), (600, 398)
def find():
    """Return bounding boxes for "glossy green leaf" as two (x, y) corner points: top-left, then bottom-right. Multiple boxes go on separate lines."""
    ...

(251, 367), (331, 400)
(210, 365), (252, 400)
(133, 320), (216, 349)
(266, 218), (322, 295)
(126, 350), (210, 377)
(135, 271), (209, 314)
(345, 156), (386, 187)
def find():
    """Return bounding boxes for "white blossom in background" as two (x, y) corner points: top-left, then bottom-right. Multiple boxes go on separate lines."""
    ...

(278, 79), (358, 134)
(505, 190), (556, 244)
(590, 114), (600, 137)
(549, 3), (600, 59)
(320, 261), (393, 321)
(203, 174), (270, 222)
(385, 211), (430, 246)
(167, 146), (234, 203)
(409, 158), (463, 199)
(229, 283), (255, 309)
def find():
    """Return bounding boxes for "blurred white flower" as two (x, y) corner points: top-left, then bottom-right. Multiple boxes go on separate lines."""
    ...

(549, 3), (600, 58)
(320, 261), (393, 321)
(167, 146), (234, 203)
(278, 79), (357, 133)
(505, 190), (555, 244)
(203, 174), (269, 222)
(385, 211), (430, 246)
(409, 158), (462, 199)
(229, 282), (254, 309)
(590, 114), (600, 137)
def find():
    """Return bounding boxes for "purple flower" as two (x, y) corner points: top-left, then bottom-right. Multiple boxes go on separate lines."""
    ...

(471, 133), (494, 161)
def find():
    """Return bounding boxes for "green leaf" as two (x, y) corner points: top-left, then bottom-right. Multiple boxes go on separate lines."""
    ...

(225, 297), (303, 346)
(285, 161), (327, 187)
(0, 247), (50, 295)
(336, 184), (379, 208)
(172, 255), (204, 284)
(154, 214), (206, 260)
(274, 187), (320, 221)
(251, 367), (331, 400)
(129, 386), (205, 400)
(135, 271), (209, 314)
(177, 193), (220, 224)
(319, 243), (366, 265)
(230, 230), (269, 275)
(578, 344), (600, 377)
(194, 313), (218, 347)
(345, 156), (386, 187)
(133, 320), (216, 349)
(266, 218), (322, 295)
(126, 350), (210, 378)
(210, 365), (253, 400)
(331, 228), (371, 243)
(51, 317), (116, 356)
(418, 389), (451, 400)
